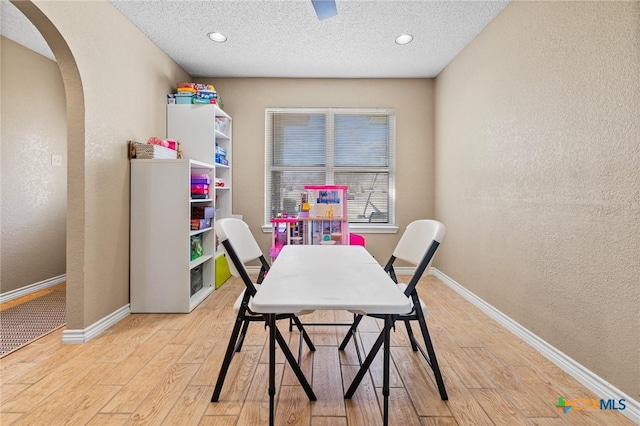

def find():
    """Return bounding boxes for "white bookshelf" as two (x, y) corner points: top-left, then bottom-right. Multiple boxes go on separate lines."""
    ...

(167, 103), (234, 285)
(130, 159), (216, 313)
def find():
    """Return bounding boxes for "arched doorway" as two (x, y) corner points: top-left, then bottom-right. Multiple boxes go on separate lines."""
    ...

(5, 1), (191, 344)
(6, 0), (85, 334)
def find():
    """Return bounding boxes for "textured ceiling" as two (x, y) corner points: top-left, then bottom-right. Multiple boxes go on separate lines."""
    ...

(0, 1), (56, 61)
(2, 0), (510, 78)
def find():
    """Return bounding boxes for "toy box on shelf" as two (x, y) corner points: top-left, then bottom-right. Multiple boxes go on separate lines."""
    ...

(270, 185), (350, 260)
(168, 83), (219, 105)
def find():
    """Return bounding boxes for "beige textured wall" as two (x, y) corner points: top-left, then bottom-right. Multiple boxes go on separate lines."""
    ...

(194, 78), (435, 262)
(19, 1), (190, 328)
(1, 37), (66, 293)
(435, 1), (639, 398)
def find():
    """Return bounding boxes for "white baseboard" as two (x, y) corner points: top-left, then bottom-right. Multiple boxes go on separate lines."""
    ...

(0, 274), (66, 304)
(1, 275), (129, 346)
(393, 266), (414, 276)
(246, 266), (262, 274)
(62, 304), (130, 344)
(430, 267), (639, 424)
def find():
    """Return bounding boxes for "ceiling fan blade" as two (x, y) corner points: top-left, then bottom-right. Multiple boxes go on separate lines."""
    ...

(311, 0), (337, 20)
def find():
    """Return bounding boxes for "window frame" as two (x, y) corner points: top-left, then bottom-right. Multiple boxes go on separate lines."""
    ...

(263, 107), (398, 233)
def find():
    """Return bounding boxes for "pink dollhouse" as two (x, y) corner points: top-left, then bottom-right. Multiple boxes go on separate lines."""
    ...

(270, 185), (364, 260)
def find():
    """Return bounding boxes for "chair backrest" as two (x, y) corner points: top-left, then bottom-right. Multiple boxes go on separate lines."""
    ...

(215, 218), (267, 295)
(389, 220), (446, 297)
(393, 220), (445, 265)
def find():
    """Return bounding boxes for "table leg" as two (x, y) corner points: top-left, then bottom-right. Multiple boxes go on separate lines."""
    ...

(382, 314), (392, 426)
(268, 314), (276, 426)
(344, 316), (393, 425)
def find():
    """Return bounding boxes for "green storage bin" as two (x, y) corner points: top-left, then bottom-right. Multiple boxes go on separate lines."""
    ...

(215, 254), (231, 288)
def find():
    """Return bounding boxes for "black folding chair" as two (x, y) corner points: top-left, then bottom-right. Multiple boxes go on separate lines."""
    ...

(211, 218), (316, 403)
(340, 219), (448, 401)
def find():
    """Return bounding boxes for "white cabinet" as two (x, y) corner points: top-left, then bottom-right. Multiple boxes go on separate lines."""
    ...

(130, 159), (215, 313)
(167, 104), (232, 221)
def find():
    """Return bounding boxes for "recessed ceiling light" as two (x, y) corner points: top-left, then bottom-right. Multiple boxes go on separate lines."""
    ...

(395, 34), (413, 45)
(208, 32), (227, 43)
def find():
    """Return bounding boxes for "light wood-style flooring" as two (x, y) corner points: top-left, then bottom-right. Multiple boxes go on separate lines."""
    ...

(0, 276), (634, 425)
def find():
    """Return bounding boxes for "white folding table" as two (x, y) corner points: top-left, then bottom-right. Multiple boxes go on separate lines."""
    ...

(251, 245), (412, 426)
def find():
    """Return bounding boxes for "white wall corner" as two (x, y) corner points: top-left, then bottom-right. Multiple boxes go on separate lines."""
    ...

(429, 268), (639, 425)
(61, 304), (130, 344)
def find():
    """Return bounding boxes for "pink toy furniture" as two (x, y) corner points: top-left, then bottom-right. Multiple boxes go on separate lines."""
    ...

(271, 185), (362, 260)
(349, 233), (365, 246)
(270, 217), (303, 260)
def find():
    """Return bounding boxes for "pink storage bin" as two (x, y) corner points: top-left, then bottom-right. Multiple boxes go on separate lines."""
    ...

(191, 174), (211, 184)
(349, 233), (366, 246)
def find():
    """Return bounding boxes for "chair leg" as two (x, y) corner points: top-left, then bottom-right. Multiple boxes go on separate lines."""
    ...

(290, 316), (316, 352)
(345, 323), (386, 398)
(274, 326), (317, 401)
(234, 320), (250, 352)
(414, 303), (448, 400)
(339, 314), (363, 350)
(404, 319), (418, 352)
(212, 311), (246, 402)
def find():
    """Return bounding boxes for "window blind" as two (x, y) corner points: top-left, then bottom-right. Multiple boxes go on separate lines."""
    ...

(265, 108), (395, 225)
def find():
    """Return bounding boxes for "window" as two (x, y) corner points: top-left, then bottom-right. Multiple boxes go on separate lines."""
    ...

(265, 108), (395, 228)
